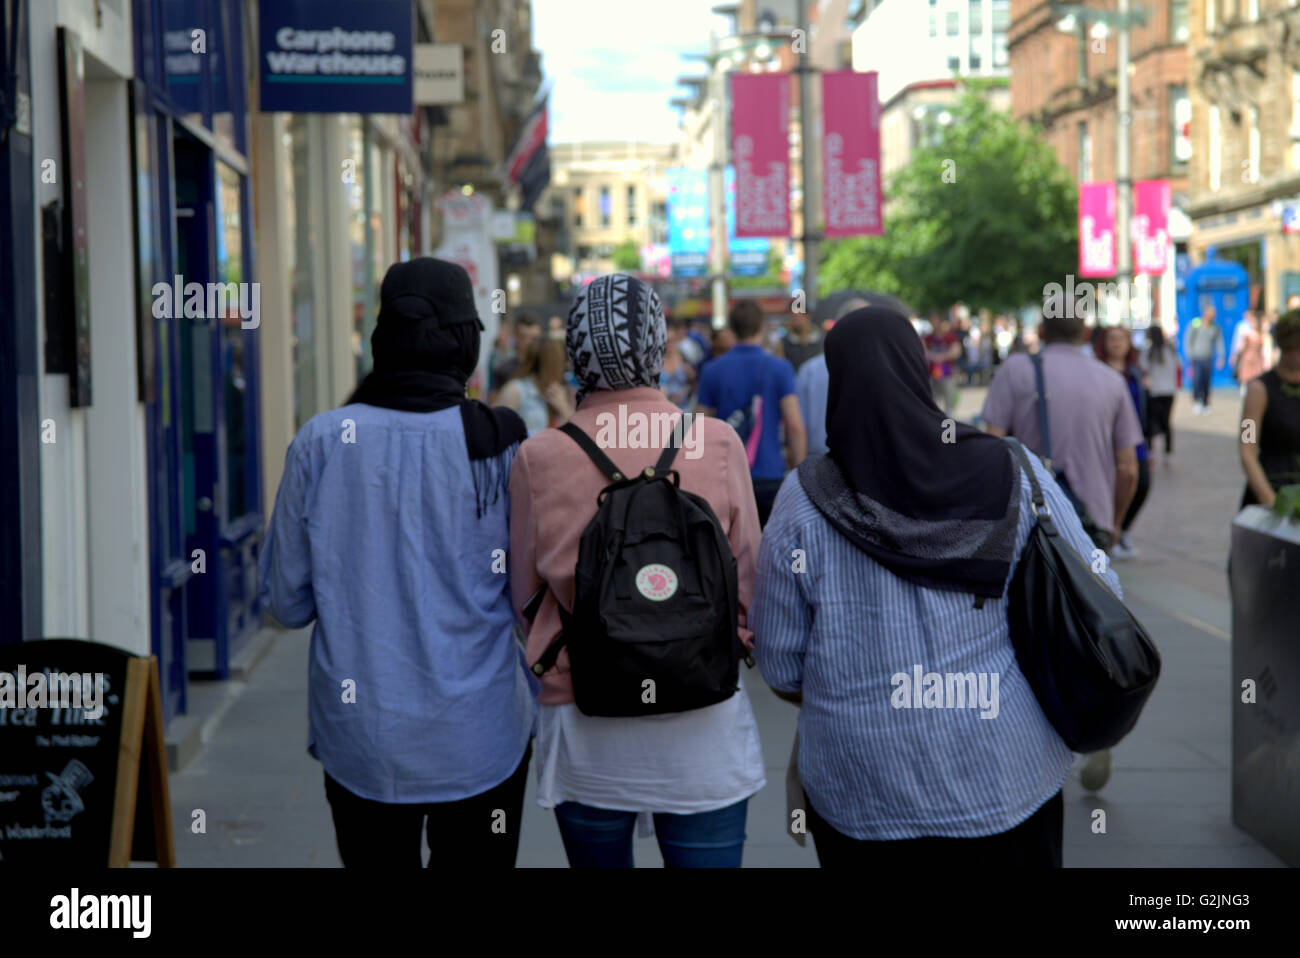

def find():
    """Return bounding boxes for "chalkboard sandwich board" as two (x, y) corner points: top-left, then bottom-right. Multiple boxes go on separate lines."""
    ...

(0, 639), (175, 867)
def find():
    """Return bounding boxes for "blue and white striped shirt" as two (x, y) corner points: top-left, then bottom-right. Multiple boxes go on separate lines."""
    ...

(753, 451), (1122, 840)
(259, 403), (537, 804)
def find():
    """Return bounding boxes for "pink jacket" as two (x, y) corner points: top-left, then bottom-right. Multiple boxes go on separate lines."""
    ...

(508, 386), (763, 706)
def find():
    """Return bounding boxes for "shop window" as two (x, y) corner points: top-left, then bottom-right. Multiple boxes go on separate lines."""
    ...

(215, 161), (248, 519)
(991, 0), (1009, 32)
(1171, 85), (1191, 169)
(1078, 121), (1092, 181)
(1209, 105), (1221, 190)
(1169, 1), (1189, 41)
(285, 115), (318, 429)
(1291, 72), (1300, 169)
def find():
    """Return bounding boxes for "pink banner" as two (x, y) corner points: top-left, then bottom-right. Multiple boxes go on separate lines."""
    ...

(731, 72), (790, 238)
(1078, 182), (1116, 277)
(1133, 180), (1170, 275)
(822, 70), (883, 237)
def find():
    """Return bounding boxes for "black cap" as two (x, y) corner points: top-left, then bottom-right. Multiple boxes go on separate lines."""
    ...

(380, 257), (484, 331)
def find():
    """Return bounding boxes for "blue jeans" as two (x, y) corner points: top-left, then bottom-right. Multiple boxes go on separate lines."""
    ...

(1192, 358), (1214, 405)
(553, 799), (749, 868)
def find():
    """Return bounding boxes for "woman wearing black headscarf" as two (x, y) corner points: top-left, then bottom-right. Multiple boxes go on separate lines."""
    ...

(260, 258), (537, 869)
(752, 306), (1123, 868)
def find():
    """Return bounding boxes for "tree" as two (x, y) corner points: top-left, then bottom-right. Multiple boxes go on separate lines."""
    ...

(611, 238), (642, 272)
(820, 91), (1078, 315)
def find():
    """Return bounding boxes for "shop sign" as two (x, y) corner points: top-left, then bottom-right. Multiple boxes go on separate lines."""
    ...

(258, 0), (413, 114)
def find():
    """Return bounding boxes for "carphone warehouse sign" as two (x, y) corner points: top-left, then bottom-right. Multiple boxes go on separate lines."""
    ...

(259, 0), (414, 114)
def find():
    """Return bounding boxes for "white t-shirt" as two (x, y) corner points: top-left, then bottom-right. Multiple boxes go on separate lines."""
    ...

(1143, 345), (1178, 396)
(534, 678), (766, 836)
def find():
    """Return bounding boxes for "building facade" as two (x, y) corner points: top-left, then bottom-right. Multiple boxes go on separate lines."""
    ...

(543, 142), (673, 279)
(0, 0), (547, 739)
(854, 0), (1012, 104)
(1186, 0), (1300, 311)
(1008, 0), (1192, 325)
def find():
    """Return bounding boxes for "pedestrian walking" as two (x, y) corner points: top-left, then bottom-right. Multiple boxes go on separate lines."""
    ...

(509, 273), (765, 868)
(490, 310), (542, 399)
(259, 257), (537, 869)
(1187, 305), (1225, 414)
(981, 309), (1144, 793)
(696, 300), (807, 527)
(1096, 326), (1151, 558)
(1230, 310), (1267, 396)
(923, 310), (963, 415)
(1240, 309), (1300, 508)
(795, 297), (869, 458)
(497, 333), (572, 435)
(753, 306), (1123, 868)
(1142, 326), (1177, 466)
(779, 308), (824, 372)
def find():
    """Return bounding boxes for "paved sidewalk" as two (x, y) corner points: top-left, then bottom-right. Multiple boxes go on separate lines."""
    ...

(167, 386), (1282, 866)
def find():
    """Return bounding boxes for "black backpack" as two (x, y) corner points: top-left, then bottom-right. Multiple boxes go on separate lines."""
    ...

(530, 422), (751, 717)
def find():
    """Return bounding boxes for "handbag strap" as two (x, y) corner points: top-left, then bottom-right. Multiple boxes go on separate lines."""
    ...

(1030, 351), (1054, 468)
(1005, 437), (1056, 532)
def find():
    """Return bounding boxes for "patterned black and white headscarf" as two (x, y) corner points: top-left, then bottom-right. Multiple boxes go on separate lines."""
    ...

(566, 273), (667, 404)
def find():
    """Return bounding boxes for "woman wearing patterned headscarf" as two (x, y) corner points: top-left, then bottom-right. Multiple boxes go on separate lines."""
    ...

(508, 273), (766, 868)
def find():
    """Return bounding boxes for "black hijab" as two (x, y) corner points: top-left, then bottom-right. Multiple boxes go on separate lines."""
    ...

(798, 306), (1021, 598)
(347, 257), (526, 514)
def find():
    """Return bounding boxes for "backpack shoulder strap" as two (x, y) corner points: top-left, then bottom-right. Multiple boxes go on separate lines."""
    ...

(559, 422), (627, 481)
(1030, 351), (1054, 467)
(1005, 437), (1056, 531)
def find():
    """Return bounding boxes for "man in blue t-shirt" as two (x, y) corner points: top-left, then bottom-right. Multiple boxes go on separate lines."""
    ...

(696, 300), (806, 526)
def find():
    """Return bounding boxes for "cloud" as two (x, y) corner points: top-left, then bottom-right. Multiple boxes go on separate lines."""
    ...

(534, 0), (724, 144)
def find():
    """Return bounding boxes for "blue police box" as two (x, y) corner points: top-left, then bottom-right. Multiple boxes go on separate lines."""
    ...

(1177, 251), (1250, 389)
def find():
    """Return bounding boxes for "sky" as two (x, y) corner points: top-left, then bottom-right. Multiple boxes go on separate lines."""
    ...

(532, 0), (733, 145)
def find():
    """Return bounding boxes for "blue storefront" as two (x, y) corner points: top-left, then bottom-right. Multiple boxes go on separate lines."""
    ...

(133, 0), (262, 719)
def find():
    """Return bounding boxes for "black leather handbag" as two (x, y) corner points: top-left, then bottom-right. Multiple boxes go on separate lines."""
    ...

(1005, 438), (1162, 752)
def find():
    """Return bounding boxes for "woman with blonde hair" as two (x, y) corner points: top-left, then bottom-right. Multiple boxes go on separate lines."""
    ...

(498, 332), (573, 434)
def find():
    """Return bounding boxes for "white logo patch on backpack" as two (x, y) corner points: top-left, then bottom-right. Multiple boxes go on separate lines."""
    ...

(635, 563), (679, 601)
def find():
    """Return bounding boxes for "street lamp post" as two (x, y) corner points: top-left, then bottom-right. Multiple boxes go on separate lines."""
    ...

(1053, 2), (1147, 325)
(1115, 0), (1132, 305)
(711, 59), (729, 329)
(796, 0), (819, 313)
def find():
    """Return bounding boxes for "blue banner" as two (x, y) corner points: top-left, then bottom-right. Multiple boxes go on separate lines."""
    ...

(726, 166), (770, 277)
(258, 0), (413, 114)
(666, 168), (709, 279)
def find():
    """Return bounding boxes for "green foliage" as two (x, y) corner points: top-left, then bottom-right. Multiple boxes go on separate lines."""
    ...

(1274, 485), (1300, 520)
(611, 238), (641, 271)
(820, 92), (1078, 315)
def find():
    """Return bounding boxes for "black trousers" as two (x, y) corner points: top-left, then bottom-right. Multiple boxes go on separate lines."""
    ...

(1147, 395), (1173, 454)
(1121, 457), (1151, 533)
(806, 790), (1064, 869)
(323, 741), (532, 868)
(753, 477), (784, 528)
